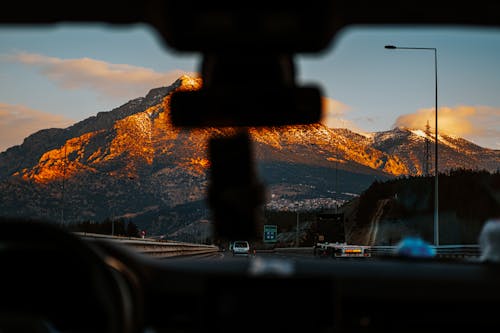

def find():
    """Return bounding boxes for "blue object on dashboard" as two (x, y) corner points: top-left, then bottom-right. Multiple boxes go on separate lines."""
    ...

(394, 236), (436, 258)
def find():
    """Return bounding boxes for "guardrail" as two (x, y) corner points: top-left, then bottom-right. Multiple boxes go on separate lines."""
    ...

(368, 244), (481, 259)
(273, 244), (482, 260)
(74, 232), (220, 258)
(274, 247), (314, 255)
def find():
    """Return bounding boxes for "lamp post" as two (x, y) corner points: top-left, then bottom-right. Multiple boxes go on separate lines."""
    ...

(296, 211), (300, 247)
(200, 219), (210, 244)
(293, 203), (300, 247)
(384, 45), (439, 246)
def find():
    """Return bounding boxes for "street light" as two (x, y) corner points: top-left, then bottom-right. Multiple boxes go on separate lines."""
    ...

(199, 219), (210, 244)
(296, 210), (300, 247)
(293, 203), (300, 247)
(384, 44), (439, 246)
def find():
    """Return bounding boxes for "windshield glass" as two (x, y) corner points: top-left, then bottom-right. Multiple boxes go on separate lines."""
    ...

(0, 23), (499, 261)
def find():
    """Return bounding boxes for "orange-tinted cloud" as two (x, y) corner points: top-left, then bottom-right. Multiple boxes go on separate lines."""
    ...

(394, 105), (500, 148)
(8, 52), (198, 98)
(0, 103), (74, 152)
(321, 96), (366, 132)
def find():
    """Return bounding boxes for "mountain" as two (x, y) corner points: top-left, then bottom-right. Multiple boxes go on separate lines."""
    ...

(369, 128), (499, 175)
(1, 75), (498, 238)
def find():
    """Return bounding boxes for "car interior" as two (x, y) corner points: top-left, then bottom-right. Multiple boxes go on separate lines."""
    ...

(2, 2), (500, 333)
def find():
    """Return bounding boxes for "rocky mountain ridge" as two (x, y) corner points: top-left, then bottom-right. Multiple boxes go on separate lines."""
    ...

(0, 75), (498, 237)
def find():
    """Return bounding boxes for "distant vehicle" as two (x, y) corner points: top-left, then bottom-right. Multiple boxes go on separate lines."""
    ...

(314, 212), (346, 244)
(314, 242), (371, 258)
(231, 241), (250, 256)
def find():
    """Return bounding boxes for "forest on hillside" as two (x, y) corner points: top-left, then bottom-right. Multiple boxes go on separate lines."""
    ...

(345, 168), (500, 245)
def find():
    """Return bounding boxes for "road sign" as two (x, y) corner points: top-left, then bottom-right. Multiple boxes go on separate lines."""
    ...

(263, 224), (277, 243)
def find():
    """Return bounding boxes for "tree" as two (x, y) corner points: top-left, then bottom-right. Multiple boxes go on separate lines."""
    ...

(126, 221), (139, 237)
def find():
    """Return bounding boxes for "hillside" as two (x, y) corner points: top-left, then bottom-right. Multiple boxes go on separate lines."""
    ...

(341, 169), (500, 245)
(0, 75), (498, 239)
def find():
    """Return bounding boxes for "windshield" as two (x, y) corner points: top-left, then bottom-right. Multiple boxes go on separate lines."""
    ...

(0, 23), (499, 261)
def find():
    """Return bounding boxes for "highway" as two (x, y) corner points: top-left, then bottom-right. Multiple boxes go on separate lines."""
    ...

(76, 233), (481, 261)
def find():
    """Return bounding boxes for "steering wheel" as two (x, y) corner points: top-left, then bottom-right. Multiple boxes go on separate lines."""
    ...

(0, 217), (137, 333)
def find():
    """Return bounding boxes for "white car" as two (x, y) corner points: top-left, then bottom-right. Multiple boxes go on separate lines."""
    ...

(231, 241), (250, 256)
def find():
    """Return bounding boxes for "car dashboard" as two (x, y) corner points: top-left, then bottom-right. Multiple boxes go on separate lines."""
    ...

(2, 218), (500, 333)
(94, 234), (500, 333)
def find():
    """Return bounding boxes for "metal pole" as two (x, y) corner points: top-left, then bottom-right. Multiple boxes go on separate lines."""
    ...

(296, 211), (300, 247)
(335, 152), (338, 214)
(433, 48), (439, 246)
(384, 45), (439, 245)
(60, 144), (67, 225)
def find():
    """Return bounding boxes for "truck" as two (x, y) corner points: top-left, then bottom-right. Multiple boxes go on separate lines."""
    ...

(313, 242), (371, 258)
(312, 211), (371, 258)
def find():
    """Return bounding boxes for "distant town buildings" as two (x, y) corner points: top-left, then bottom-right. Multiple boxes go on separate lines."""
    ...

(265, 197), (349, 211)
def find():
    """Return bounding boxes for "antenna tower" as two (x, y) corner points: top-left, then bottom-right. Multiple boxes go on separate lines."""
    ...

(424, 120), (431, 176)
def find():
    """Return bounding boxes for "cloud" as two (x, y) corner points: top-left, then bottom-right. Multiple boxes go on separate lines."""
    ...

(321, 96), (365, 132)
(0, 103), (74, 152)
(7, 52), (198, 99)
(394, 105), (500, 149)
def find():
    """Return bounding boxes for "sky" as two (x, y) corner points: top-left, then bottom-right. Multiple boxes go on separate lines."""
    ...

(0, 23), (499, 152)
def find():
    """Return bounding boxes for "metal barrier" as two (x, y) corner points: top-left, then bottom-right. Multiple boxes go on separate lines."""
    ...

(368, 245), (481, 259)
(274, 247), (314, 255)
(434, 245), (481, 259)
(75, 232), (220, 258)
